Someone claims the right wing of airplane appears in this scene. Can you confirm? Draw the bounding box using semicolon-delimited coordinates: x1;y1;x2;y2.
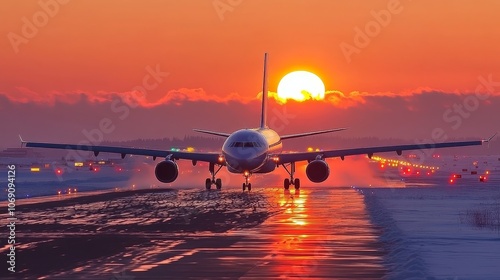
274;136;495;164
21;138;222;163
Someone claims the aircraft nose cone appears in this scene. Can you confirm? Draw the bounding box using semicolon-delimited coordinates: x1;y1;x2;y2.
224;150;266;172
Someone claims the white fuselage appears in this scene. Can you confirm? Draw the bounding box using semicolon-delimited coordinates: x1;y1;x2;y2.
222;128;282;174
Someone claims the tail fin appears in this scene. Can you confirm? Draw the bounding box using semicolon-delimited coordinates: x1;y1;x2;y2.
260;53;268;129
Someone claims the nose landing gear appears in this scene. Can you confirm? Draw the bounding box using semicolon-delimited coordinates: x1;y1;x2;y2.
242;172;252;191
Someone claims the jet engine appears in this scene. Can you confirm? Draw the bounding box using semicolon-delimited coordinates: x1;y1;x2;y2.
155;160;179;183
306;160;330;183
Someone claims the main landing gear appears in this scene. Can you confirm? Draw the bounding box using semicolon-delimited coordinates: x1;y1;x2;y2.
205;163;223;190
242;172;252;191
282;162;300;190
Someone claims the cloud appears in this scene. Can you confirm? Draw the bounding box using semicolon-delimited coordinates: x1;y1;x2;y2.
267;86;500;110
2;87;498;149
3;87;254;107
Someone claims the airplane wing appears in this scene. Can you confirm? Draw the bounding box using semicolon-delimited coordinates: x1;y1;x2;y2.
274;138;492;164
22;139;221;163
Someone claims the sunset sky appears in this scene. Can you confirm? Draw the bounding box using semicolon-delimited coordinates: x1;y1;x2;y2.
1;0;500;148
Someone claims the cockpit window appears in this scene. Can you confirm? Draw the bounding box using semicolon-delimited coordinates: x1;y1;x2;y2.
230;142;261;148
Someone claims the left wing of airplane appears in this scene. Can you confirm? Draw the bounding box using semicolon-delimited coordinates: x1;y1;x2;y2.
21;138;221;163
274;137;494;164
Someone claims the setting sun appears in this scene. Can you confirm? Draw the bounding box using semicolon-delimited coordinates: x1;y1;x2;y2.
277;71;325;102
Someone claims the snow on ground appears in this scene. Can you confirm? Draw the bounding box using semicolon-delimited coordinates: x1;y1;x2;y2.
359;184;500;280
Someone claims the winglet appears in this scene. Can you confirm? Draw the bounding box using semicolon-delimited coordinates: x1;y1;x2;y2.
19;135;27;147
483;132;498;148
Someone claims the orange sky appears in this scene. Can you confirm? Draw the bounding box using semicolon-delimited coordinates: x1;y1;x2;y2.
2;0;500;148
2;0;500;103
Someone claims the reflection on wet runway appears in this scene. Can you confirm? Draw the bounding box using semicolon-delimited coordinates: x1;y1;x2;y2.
236;188;386;279
8;187;385;279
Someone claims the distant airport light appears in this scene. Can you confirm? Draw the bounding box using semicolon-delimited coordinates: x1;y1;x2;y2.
486;171;490;175
307;147;313;152
74;162;84;167
30;167;40;172
56;169;63;175
186;147;195;152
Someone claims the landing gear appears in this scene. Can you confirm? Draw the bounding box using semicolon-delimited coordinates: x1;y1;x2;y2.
294;178;300;190
205;163;223;190
242;172;252;191
282;162;300;190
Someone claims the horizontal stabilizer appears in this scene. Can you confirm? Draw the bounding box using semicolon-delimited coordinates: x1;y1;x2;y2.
193;129;231;138
281;128;347;140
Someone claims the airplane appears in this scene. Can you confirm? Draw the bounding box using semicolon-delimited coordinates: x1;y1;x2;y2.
21;53;495;191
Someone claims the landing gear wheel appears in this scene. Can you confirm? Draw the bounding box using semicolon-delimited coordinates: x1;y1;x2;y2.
247;183;252;191
294;178;300;190
242;183;246;191
284;178;290;190
206;163;223;190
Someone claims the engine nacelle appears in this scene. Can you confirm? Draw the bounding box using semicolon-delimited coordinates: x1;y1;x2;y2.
154;160;179;183
306;160;330;183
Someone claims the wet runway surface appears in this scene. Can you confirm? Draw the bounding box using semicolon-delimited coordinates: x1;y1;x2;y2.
3;187;386;279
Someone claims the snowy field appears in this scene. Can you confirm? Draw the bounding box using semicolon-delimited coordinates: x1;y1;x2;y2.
359;183;500;280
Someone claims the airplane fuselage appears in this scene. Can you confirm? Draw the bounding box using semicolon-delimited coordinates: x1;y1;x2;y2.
222;128;282;174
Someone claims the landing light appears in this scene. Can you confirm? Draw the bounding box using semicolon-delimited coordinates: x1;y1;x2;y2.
218;156;224;163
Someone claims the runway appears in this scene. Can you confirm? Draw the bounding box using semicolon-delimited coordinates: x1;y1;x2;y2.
4;187;386;279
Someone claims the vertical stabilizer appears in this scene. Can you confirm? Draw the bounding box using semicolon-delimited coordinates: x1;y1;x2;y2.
260;53;268;129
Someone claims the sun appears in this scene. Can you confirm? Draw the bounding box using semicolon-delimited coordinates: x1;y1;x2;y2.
277;71;325;102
